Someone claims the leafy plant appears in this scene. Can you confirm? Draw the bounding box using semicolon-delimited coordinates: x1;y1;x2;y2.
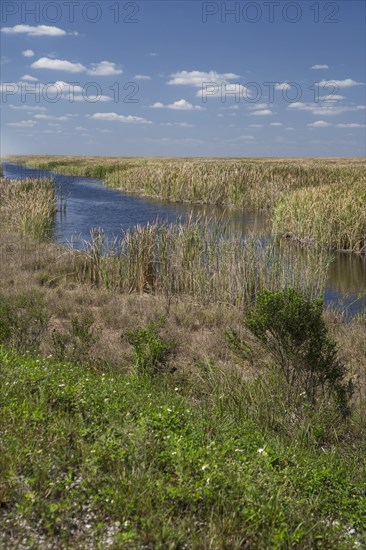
51;314;97;364
245;288;353;417
125;321;176;375
0;292;49;351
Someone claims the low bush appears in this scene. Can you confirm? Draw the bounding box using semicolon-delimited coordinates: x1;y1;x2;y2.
125;321;176;375
245;288;353;417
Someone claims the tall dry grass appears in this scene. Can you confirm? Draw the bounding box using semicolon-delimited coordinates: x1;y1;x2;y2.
8;155;366;211
69;219;329;307
0;177;56;239
273;180;366;253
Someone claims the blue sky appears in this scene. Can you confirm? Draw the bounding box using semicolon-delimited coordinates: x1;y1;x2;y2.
1;0;365;157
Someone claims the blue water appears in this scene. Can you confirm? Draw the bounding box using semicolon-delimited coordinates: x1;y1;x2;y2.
2;161;365;317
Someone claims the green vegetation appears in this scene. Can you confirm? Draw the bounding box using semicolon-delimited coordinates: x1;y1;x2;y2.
245;288;353;416
1;343;365;549
0;176;56;239
8;155;366;211
71;222;328;307
126;320;176;375
0;162;365;547
273;180;366;253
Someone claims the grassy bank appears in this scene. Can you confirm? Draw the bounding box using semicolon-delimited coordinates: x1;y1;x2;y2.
1;169;365;548
0;176;56;239
1;346;365;549
7;155;366;211
273;180;366;253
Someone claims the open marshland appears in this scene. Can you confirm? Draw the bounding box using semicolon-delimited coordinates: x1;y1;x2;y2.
8;155;366;253
0;157;365;548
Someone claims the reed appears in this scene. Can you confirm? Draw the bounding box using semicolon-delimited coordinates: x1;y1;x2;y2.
273;180;366;253
70;218;329;307
8;155;366;211
0;177;56;239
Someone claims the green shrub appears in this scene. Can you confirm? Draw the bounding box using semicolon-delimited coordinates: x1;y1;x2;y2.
0;292;49;351
52;314;97;364
125;321;176;375
245;288;353;417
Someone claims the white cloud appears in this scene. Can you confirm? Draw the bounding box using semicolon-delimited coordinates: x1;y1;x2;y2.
31;57;86;73
2;25;67;37
248;124;263;128
147;52;158;57
275;82;291;90
34;114;70;121
168;70;240;87
20;74;38;82
90;112;152;124
319;94;344;101
9;105;46;112
133;74;151;80
239;135;255;140
87;61;123;76
251;109;273;116
311;64;329;70
162;122;195;127
196;82;249;98
150;99;204;111
30;57;122;76
270;122;283;126
335;123;365;128
308;120;332;128
288;101;365;116
22;49;35;58
319;78;363;88
51;81;83;94
7;119;37;127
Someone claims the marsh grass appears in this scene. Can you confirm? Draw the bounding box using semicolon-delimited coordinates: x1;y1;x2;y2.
274;180;366;253
69;219;329;307
8;155;366;210
0;176;56;239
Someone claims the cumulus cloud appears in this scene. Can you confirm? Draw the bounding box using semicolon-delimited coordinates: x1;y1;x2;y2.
319;78;363;88
133;75;151;80
335;123;365;128
87;61;123;76
275;82;292;90
90;112;152;124
270;122;283;126
196;82;250;98
30;57;122;76
7;119;37;127
34;114;70;121
239;135;255;140
31;57;86;73
289;101;365;116
311;64;329;70
2;25;67;37
22;49;35;58
251;109;273;116
150;99;204;111
168;70;239;87
20;74;38;81
307;120;332;128
9;105;46;112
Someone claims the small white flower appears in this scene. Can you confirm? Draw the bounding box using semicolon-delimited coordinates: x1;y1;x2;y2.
201;464;209;471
